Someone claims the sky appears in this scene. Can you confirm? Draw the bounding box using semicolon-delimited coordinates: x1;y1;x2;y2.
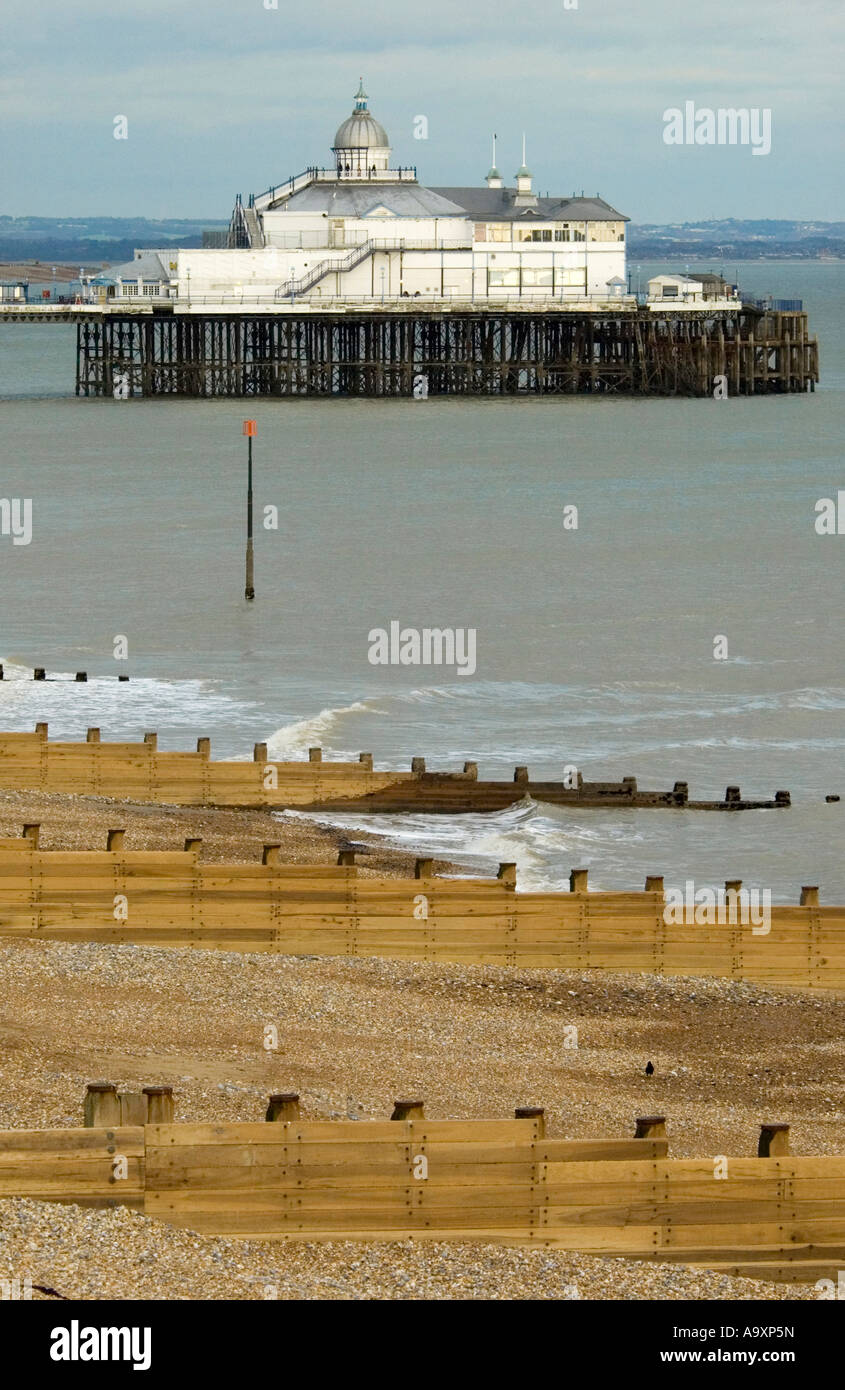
1;0;842;222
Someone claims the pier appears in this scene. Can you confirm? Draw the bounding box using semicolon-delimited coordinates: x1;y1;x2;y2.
72;303;819;398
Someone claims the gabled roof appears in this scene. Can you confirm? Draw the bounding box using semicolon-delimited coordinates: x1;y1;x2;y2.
94;251;171;282
430;188;628;223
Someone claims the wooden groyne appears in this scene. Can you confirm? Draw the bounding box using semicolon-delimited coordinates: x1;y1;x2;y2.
0;726;790;812
0;829;839;987
75;306;819;398
1;1099;840;1283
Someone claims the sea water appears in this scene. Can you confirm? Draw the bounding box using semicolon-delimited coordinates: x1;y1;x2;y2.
0;261;842;897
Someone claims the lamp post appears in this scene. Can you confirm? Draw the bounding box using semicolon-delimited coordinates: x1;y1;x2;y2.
380;266;385;304
290;265;296;307
243;419;256;601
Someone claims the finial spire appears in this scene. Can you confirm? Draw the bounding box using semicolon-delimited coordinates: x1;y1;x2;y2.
354;78;368;110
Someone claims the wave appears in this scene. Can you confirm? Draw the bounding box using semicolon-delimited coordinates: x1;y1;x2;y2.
266;698;385;759
280;798;574;891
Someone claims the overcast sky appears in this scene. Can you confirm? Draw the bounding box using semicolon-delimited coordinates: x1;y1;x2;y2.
2;0;842;221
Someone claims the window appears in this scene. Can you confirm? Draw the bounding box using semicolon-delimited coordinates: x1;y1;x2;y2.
587;220;625;242
486;224;511;243
488;268;520;288
662;284;678;297
556;268;586;289
555;223;586;242
522;268;554;287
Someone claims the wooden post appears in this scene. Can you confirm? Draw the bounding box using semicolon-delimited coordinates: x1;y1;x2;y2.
308;747;322;763
75;672;87;682
800;886;819;906
725;785;741;804
266;1093;300;1122
635;1115;666;1139
758;1122;790;1157
35;722;48;738
143;732;157;751
87;727;101;743
775;790;791;806
514;1106;545;1137
358;753;373;770
415;858;433;879
672;781;688;805
244;420;256;601
514;765;529;784
22;824;40;848
143;1086;174;1124
184;837;203;853
107;829;126;852
119;1091;148;1126
497;862;517;886
83;1082;120;1127
337;850;356;866
463;761;478;779
33;668;46;680
645;876;664;892
570;868;589;893
253;742;268;762
391;1099;424;1122
411;757;426;773
196;737;211;757
262;844;281;866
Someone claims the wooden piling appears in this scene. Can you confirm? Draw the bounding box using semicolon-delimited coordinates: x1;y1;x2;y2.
143;1086;174;1124
391;1099;424;1122
758;1123;790;1157
635;1115;667;1140
83;1083;120;1127
266;1093;300;1122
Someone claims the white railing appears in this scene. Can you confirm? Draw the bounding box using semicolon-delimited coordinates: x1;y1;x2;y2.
251;166;418;211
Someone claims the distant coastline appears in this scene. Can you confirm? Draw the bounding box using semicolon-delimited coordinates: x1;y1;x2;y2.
0;215;842;270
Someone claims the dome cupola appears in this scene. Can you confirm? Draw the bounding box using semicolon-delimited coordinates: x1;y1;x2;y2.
332;81;391;177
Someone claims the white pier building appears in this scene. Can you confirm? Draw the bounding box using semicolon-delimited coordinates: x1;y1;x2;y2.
98;83;642;311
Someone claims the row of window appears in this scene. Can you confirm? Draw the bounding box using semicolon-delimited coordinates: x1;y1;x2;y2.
488;267;587;288
114;283;169;296
475;222;624;243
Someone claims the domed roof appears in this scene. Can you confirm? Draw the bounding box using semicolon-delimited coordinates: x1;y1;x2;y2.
333;80;390;151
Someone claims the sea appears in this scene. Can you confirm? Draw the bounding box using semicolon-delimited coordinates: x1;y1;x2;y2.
0;261;842;900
